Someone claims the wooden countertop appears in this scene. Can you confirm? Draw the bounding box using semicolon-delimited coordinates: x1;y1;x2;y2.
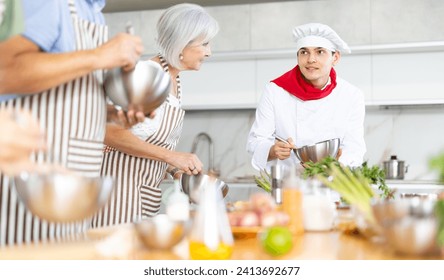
0;223;441;260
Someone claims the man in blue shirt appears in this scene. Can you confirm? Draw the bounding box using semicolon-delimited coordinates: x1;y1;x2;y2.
0;0;145;246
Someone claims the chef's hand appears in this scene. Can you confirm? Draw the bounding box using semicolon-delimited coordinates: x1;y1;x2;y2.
268;137;296;161
166;151;203;176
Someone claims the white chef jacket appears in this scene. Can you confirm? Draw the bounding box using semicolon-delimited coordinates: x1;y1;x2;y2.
247;77;366;171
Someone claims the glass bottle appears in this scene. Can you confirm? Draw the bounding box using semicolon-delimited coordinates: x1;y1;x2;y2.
281;167;304;235
188;176;233;260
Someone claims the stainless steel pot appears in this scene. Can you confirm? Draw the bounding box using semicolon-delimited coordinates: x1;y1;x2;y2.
383;155;409;180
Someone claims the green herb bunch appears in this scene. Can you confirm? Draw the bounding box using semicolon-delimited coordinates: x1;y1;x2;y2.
302;156;340;178
429;153;444;183
352;162;394;200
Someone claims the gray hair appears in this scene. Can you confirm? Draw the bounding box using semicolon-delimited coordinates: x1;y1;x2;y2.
156;3;219;70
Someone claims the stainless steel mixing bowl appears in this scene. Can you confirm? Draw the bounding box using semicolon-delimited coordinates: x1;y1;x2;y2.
371;197;440;255
14;172;114;222
294;138;340;163
104;60;171;115
181;173;229;204
135;214;189;250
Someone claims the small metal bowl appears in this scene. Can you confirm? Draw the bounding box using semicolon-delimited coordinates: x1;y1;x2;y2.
14;172;114;222
104;60;171;114
294;138;340;163
135;214;189;250
371;198;440;255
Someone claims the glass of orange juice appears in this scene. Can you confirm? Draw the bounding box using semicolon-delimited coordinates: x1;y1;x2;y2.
281;167;304;235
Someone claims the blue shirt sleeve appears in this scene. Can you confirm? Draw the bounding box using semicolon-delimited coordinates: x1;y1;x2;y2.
21;0;105;53
22;0;67;52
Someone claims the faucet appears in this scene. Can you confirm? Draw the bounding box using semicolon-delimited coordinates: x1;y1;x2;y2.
191;132;219;177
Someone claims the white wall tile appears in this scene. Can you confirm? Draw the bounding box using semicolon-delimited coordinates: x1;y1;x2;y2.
371;0;444;44
205;5;251;52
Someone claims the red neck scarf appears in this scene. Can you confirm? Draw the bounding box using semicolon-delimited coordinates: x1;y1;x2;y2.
271;65;337;101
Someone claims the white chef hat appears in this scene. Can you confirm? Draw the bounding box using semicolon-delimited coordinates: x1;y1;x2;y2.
292;23;351;54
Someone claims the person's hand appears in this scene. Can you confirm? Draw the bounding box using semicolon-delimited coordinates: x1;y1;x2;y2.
106;104;155;128
0;109;46;176
116;109;146;128
95;33;144;71
269;137;295;160
167;151;203;176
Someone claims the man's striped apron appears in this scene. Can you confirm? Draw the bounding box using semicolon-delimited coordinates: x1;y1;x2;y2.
0;0;107;246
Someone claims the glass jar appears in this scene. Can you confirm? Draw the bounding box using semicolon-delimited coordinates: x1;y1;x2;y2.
302;179;337;231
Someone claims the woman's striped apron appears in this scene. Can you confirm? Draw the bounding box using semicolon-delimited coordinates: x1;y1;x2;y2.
93;56;185;226
0;0;107;246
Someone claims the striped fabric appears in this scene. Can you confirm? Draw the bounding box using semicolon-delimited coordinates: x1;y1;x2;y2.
0;0;107;246
92;55;185;227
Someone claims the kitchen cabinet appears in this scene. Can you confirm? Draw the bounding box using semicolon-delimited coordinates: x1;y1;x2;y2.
371;51;444;104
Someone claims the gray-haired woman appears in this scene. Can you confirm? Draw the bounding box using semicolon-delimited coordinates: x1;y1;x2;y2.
93;3;219;226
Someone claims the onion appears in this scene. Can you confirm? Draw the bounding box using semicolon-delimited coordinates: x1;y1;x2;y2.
238;211;260;227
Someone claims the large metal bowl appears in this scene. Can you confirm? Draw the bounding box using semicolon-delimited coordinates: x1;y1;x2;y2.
14;172;114;222
104;60;171;115
294;138;340;163
371;197;440;255
135;214;189;250
181;173;229;204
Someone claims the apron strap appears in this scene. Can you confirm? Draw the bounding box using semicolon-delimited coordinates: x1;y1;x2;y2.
158;54;182;104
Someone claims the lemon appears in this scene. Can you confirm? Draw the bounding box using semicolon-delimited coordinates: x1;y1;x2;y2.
260;226;293;256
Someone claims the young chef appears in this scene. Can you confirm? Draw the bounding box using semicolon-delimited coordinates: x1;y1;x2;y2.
247;23;366;171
